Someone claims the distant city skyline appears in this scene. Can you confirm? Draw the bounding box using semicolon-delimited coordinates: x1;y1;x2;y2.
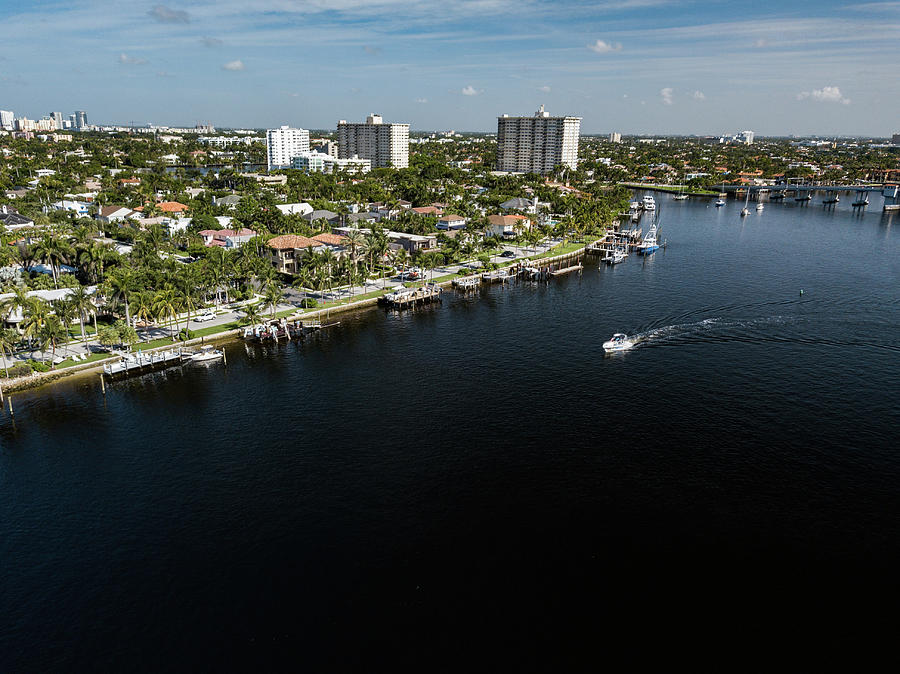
1;1;898;136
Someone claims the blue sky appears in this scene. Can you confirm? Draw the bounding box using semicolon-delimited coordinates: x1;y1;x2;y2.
1;0;898;135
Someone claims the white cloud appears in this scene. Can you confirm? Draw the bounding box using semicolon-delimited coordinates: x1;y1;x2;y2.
416;97;428;103
797;86;851;105
588;39;622;53
538;85;551;93
461;85;479;96
222;60;245;71
660;87;674;105
148;5;190;24
118;53;147;65
753;38;769;48
692;90;705;100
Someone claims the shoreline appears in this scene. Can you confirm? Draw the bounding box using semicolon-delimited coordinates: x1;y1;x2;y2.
1;244;589;396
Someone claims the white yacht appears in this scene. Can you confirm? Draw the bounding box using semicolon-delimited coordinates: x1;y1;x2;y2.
756;203;764;211
642;195;656;211
603;333;635;353
715;198;726;207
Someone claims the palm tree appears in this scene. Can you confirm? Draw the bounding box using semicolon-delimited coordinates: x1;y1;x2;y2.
344;229;365;267
21;298;50;352
32;235;73;288
263;284;284;318
104;267;137;327
152;285;180;341
131;290;154;331
50;299;76;349
292;267;314;308
40;315;67;366
0;328;20;379
240;303;262;326
68;285;96;345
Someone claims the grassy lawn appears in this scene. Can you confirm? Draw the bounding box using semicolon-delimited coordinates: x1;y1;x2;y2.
619;182;718;196
529;239;592;260
56;351;115;369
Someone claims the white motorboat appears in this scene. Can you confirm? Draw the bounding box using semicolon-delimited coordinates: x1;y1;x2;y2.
756;203;764;211
715;199;726;207
642;195;656;211
602;333;634;352
190;345;224;362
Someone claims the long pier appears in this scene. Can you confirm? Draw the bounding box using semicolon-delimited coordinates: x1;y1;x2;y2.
381;284;443;309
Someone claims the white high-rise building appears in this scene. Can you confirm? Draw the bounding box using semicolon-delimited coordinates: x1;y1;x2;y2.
266;125;310;170
74;110;88;130
496;105;581;174
609;132;622;143
0;110;13;129
50;112;64;129
337;114;409;169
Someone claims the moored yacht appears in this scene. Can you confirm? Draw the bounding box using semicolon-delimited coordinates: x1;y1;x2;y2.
642;195;656;211
190;345;224;362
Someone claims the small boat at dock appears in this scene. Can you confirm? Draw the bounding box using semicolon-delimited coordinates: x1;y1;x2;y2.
824;196;840;204
642;195;656;211
715;199;726;207
189;345;223;362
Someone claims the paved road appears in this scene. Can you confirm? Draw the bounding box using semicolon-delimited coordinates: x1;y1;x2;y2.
4;238;565;368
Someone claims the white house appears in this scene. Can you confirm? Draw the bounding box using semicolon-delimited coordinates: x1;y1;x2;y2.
49;200;91;217
436;214;467;231
96;205;142;224
276;202;314;216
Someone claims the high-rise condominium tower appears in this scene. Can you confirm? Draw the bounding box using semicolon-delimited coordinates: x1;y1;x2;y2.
337;114;409;169
496;105;581;175
266;126;311;170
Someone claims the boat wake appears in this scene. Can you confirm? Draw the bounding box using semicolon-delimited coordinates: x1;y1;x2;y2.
629;316;900;352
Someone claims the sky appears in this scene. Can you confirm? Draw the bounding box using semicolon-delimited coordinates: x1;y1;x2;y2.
0;0;898;135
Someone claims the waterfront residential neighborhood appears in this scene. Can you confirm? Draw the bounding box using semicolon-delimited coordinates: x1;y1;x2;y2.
2;103;898;388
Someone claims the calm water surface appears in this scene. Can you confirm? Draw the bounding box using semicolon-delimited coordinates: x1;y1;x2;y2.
2;195;899;669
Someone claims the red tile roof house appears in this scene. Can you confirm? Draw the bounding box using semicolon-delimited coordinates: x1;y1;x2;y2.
157;201;189;214
411;205;443;216
198;228;257;248
267;235;326;274
118;178;141;187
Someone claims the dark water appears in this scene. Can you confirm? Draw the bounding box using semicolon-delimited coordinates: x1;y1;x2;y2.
2;195;899;669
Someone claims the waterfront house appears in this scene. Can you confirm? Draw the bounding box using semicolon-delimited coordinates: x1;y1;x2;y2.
48;200;91;217
487;214;530;239
212;194;242;209
500;197;537;213
387;231;437;253
411;205;443;217
267;234;326;274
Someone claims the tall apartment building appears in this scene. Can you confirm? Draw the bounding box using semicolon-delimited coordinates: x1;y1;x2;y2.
266;125;310;170
49;112;64;129
893;133;900;146
337;114;409;169
74;110;88;130
0;110;13;129
496;105;581;175
609;132;622;143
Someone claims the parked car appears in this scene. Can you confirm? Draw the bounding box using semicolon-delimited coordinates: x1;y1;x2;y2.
500;250;516;258
194;311;217;323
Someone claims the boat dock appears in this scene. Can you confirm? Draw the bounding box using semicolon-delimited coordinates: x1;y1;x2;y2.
453;275;481;290
381;284;443;309
550;264;583;277
482;269;513;283
102;348;187;377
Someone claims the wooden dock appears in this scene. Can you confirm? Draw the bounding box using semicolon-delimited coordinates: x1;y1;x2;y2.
482;269;513;283
102;348;186;377
453;275;480;290
550;263;583;277
381;284;443;309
